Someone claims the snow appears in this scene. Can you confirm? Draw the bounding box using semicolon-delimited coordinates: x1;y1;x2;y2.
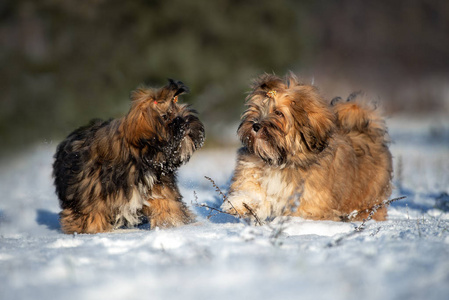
1;116;449;300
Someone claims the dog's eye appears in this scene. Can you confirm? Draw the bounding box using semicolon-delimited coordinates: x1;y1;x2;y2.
274;110;284;117
161;115;168;121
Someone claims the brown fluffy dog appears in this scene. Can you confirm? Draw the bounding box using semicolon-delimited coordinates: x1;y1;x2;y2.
222;73;392;222
53;80;204;234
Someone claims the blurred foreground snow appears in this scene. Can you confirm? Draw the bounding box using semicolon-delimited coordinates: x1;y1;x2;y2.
1;116;448;300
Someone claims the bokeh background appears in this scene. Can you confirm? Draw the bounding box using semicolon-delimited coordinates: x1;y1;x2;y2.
1;0;448;154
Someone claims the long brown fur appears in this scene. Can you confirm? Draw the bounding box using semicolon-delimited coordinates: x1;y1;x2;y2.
53;79;204;234
222;73;393;222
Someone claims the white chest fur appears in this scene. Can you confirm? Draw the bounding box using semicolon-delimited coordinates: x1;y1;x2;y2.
114;174;155;229
258;167;300;217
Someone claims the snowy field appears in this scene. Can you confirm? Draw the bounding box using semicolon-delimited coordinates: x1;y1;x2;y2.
1;116;449;300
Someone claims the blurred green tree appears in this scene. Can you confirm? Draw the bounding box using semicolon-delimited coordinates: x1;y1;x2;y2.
0;0;302;151
1;0;448;153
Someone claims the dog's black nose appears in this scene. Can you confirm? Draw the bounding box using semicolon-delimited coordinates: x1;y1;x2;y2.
252;123;262;132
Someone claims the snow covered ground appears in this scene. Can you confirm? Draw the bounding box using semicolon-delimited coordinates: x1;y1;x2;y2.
1;116;449;300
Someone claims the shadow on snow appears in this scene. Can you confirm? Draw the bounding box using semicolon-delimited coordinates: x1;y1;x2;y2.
36;209;61;231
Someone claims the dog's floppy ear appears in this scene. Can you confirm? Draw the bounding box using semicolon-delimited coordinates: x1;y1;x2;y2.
301;111;335;153
167;79;189;98
130;80;189;105
155;79;189;104
290;88;336;153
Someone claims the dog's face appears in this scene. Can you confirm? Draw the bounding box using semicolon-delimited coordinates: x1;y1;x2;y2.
125;79;204;161
238;74;335;167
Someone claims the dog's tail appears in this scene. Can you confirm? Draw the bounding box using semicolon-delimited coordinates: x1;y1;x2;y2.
330;92;389;145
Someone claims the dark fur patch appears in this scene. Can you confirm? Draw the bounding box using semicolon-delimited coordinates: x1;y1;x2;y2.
53;80;204;234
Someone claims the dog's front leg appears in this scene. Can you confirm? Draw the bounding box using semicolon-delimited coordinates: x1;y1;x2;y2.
143;183;194;229
221;161;269;222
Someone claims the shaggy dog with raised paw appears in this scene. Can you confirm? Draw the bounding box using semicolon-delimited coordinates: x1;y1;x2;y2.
222;73;392;223
53;79;204;234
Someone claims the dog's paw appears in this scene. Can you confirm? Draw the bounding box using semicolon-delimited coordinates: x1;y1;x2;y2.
149;213;192;229
221;202;243;217
221;196;253;217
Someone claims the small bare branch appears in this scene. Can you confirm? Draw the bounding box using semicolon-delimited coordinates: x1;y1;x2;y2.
193;202;238;218
243;203;264;226
355;196;407;232
328;195;406;247
191;191;237;220
204;176;244;219
204;176;228;202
